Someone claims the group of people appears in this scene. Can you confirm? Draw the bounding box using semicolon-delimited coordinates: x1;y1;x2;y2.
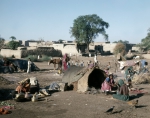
101;68;134;101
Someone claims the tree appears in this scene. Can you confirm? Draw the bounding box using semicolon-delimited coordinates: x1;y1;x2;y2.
138;29;150;51
8;40;20;50
70;14;109;51
8;36;20;50
113;40;129;44
0;37;5;50
58;39;64;43
113;43;126;56
10;36;16;41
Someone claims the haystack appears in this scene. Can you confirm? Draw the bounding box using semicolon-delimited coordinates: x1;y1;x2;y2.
62;66;106;93
132;73;150;84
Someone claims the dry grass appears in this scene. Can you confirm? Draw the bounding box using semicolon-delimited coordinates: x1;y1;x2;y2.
132;73;150;84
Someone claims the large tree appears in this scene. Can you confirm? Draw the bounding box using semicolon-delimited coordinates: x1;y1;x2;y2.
113;40;129;44
8;36;20;50
139;29;150;51
10;36;16;41
70;14;109;51
0;37;5;50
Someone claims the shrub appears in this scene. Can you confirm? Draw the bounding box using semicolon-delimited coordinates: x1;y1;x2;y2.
113;43;126;56
25;55;38;62
40;55;51;62
0;55;3;58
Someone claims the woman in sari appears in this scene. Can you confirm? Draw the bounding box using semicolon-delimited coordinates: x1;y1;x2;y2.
113;79;129;101
101;74;115;92
62;54;68;71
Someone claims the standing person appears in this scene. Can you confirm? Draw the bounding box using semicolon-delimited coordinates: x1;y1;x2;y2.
62;54;68;71
89;53;91;57
114;62;118;73
70;52;72;57
107;62;111;69
94;54;97;65
27;58;32;73
67;61;70;68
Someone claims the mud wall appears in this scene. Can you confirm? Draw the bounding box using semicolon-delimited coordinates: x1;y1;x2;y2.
0;49;22;58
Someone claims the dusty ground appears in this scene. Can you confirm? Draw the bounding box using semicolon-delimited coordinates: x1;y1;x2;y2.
1;55;150;118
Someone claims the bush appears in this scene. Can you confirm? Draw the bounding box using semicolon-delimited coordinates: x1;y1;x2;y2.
40;55;51;62
25;55;38;62
0;55;3;58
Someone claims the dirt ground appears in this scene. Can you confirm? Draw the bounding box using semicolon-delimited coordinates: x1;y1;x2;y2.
1;55;150;118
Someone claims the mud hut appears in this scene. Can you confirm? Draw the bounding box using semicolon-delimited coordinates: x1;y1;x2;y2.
62;66;106;93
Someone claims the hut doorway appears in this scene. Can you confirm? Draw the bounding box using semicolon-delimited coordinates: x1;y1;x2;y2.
88;69;105;89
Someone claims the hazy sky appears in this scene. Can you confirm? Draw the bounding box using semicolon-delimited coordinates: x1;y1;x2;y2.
0;0;150;43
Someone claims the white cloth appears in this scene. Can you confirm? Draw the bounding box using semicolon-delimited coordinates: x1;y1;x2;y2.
94;55;97;63
27;61;32;73
89;53;91;57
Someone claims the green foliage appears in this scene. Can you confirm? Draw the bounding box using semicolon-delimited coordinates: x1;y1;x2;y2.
8;40;20;50
24;55;51;62
113;40;129;44
0;37;5;50
0;54;3;58
113;43;126;55
70;14;109;51
139;30;150;51
10;36;16;41
40;55;51;61
25;55;38;62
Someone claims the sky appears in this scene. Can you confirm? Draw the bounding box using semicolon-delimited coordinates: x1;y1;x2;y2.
0;0;150;44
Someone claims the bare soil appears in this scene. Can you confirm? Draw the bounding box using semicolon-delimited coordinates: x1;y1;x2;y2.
1;55;150;118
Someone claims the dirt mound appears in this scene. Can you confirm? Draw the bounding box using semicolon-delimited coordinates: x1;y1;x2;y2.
0;76;12;85
132;73;150;84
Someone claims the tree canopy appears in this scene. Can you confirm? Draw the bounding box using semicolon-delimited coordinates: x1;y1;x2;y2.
70;14;109;51
139;29;150;51
0;37;5;50
8;36;20;50
10;36;16;41
113;40;129;44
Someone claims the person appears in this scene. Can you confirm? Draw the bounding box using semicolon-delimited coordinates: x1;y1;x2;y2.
67;61;70;68
94;54;97;65
114;62;118;72
124;66;134;81
89;53;91;57
113;79;129;101
104;68;109;75
80;60;84;67
134;61;141;75
62;54;68;71
27;58;32;73
9;61;16;72
88;61;94;69
38;55;40;59
127;79;134;91
107;62;111;69
101;73;115;93
70;52;72;57
16;78;31;93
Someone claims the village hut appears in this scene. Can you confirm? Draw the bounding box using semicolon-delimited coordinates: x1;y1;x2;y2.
62;66;106;93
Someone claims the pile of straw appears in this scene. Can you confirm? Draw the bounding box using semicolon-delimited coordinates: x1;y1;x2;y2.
132;73;150;84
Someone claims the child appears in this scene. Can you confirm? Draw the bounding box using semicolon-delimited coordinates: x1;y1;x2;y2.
105;68;109;75
127;79;134;91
